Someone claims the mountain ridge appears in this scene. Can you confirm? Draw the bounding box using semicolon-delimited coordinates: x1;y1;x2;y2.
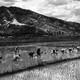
0;6;80;40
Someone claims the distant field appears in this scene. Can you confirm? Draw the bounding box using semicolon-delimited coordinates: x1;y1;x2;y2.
0;40;79;48
0;40;80;47
0;36;80;46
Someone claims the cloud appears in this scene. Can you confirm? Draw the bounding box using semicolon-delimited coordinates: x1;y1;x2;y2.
3;0;15;2
0;0;14;6
12;0;46;12
39;0;80;23
74;8;80;15
48;0;68;5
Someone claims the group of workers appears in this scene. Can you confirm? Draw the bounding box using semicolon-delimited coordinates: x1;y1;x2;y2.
0;46;80;63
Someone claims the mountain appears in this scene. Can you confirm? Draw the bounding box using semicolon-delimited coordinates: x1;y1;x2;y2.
0;6;80;41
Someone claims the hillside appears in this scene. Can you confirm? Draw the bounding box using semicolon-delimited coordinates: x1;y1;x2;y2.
0;6;80;41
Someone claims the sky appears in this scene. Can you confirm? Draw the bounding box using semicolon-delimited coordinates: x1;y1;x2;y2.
0;0;80;23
